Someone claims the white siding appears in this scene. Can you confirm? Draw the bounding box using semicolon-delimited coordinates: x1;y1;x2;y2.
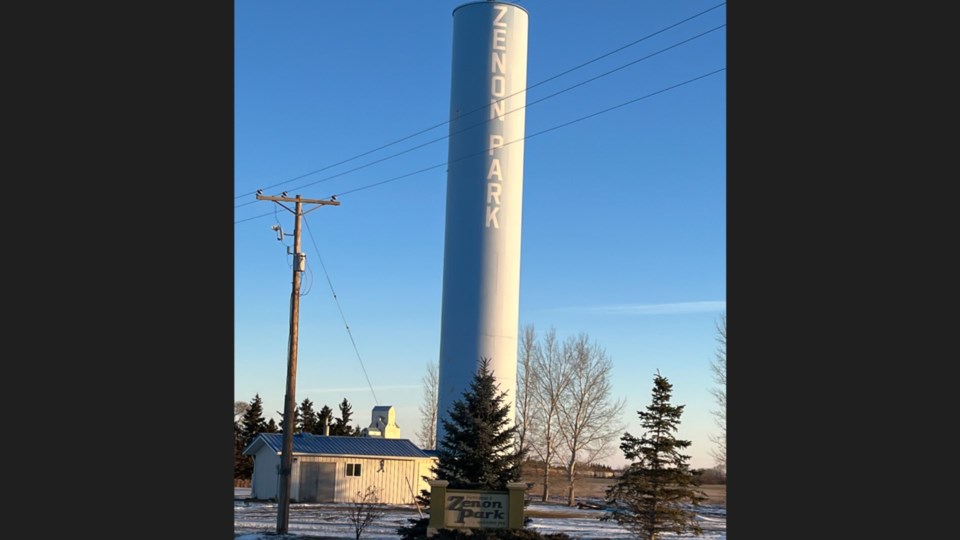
250;447;281;500
290;455;437;504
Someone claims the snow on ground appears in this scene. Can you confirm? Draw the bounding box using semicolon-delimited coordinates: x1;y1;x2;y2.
234;488;726;539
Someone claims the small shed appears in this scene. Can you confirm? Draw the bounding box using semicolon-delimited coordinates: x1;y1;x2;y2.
243;432;437;504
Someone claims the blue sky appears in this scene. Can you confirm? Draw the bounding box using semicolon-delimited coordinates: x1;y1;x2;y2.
234;0;726;470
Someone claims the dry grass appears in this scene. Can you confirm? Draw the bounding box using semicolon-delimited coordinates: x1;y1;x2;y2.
520;470;726;507
234;470;727;506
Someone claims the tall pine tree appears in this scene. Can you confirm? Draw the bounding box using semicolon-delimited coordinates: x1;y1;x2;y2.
433;357;525;490
398;358;527;540
277;406;301;434
239;394;268;445
298;398;319;434
332;398;359;436
318;405;334;434
237;394;269;480
603;371;706;540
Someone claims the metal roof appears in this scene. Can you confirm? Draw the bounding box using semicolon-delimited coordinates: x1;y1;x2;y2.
246;433;434;458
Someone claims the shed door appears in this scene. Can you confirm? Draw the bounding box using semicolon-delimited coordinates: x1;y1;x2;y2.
299;462;336;503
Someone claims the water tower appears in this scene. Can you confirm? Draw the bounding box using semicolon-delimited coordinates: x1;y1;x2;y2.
436;1;529;442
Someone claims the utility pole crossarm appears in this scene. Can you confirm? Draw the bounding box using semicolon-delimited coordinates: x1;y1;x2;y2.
256;194;341;206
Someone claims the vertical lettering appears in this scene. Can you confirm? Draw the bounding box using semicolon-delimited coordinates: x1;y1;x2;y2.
492;52;506;74
491;75;506;97
487;159;502;181
491;53;506;122
493;5;508;27
485;206;500;228
486;5;510;230
490;98;505;121
486;182;502;205
488;135;503;155
493;28;507;51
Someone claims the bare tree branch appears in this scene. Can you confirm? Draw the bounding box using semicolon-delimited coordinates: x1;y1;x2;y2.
516;324;539;460
709;312;727;475
529;327;574;502
416;361;439;450
555;333;626;506
347;485;385;540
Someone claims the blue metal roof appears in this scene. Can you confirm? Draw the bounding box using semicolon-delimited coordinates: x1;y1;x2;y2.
248;433;433;458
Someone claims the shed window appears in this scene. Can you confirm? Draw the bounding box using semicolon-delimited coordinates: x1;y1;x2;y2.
346;463;362;477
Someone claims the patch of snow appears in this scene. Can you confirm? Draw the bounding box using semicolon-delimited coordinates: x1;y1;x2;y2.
234;494;725;539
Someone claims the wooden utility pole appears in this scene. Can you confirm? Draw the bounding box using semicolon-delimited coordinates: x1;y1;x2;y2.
255;193;340;534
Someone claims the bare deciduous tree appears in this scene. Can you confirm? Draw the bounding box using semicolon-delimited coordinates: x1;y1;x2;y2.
348;485;385;540
555;333;626;506
709;312;727;475
234;400;250;422
529;327;573;502
416;361;439;450
515;324;539;460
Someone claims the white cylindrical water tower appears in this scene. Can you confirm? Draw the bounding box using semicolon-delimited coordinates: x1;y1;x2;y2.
436;1;529;442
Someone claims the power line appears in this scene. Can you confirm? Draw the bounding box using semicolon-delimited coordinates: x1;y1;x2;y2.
235;22;725;209
335;67;726;199
234;2;726;202
235;66;724;223
302;215;380;405
236;211;276;224
235;66;723;223
507;2;724;100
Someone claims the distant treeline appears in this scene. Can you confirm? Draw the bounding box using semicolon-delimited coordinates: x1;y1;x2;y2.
519;458;726;484
234;394;364;481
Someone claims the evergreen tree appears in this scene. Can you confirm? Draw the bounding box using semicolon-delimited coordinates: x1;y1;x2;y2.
237;394;269;480
239;394;268;445
332;398;359;436
277;406;301;434
265;418;279;433
234;418;247;481
299;398;319;434
433;357;525;490
318;405;334;434
602;371;706;540
398;358;526;539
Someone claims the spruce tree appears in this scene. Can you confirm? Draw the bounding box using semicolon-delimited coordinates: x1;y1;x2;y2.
237;394;268;480
239;394;268;446
318;405;334;434
299;398;319;434
277;406;301;434
332;398;358;436
602;371;706;540
433;357;525;490
398;358;526;540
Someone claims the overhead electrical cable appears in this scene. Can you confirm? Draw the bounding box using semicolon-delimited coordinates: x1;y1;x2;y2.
235;22;725;211
234;65;724;224
234;2;726;202
332;67;726;198
302;215;380;405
